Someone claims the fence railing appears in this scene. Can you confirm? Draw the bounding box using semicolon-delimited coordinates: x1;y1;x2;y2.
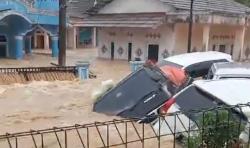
0;104;250;148
0;66;78;84
0;66;77;74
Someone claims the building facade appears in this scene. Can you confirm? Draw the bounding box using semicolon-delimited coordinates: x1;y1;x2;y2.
0;0;59;59
72;0;250;61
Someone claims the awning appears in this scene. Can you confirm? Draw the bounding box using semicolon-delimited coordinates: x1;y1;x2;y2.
72;13;166;28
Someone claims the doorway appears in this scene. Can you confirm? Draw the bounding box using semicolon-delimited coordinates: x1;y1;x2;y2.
128;43;132;61
0;35;7;57
36;35;44;49
219;45;226;53
111;42;114;60
148;44;159;62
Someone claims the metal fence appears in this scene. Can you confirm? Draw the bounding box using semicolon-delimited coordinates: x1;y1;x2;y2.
0;66;77;74
0;104;249;148
0;66;78;84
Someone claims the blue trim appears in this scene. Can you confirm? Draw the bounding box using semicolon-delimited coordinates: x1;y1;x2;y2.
51;36;58;57
15;36;24;59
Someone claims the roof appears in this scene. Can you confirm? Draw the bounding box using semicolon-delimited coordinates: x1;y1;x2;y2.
85;0;250;15
72;13;166;28
67;0;95;18
194;79;250;114
87;0;113;14
162;0;250;14
163;51;233;68
213;62;250;76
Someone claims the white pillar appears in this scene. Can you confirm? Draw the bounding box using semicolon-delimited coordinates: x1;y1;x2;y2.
44;33;49;50
67;27;77;49
169;24;176;55
92;27;97;48
202;25;210;51
234;26;246;60
73;27;77;49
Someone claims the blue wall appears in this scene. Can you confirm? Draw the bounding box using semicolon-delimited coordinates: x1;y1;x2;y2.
34;0;59;10
0;0;59;25
0;0;59;59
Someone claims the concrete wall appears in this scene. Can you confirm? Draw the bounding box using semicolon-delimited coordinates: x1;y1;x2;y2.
169;23;203;54
97;25;174;61
243;28;250;60
99;0;174;14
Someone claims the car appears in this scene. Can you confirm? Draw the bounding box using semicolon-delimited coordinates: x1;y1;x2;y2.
93;51;232;123
153;79;250;144
207;62;250;80
93;63;191;122
160;51;233;78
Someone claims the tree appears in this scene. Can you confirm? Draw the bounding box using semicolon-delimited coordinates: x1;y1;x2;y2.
235;0;250;7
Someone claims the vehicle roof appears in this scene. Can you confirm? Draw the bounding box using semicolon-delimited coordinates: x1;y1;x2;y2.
212;62;250;77
194;79;250;115
163;51;233;68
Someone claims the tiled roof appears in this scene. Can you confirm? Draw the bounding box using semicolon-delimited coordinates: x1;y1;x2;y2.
67;0;95;18
162;0;250;14
67;0;250;18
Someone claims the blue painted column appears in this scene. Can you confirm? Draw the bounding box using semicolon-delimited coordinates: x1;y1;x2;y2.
15;36;24;59
25;36;32;54
51;36;59;57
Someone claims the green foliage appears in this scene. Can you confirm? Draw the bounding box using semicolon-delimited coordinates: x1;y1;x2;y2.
184;109;245;148
235;0;250;7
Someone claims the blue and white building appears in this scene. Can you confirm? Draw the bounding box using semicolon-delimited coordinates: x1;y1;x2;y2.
0;0;59;59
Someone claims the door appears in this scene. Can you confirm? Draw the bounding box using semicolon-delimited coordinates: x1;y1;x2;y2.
0;35;7;57
148;44;159;62
37;35;44;49
128;43;132;61
111;42;114;60
219;45;226;53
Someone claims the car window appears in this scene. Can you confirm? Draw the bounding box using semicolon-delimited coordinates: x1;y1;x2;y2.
175;85;248;122
175;86;219;111
185;59;229;78
206;68;214;79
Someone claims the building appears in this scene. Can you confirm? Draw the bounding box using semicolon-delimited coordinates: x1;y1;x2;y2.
71;0;250;62
0;0;59;59
67;0;95;50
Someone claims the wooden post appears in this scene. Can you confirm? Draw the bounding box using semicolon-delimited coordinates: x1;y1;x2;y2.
59;0;67;66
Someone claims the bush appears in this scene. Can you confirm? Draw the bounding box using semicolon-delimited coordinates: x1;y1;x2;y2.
185;109;245;148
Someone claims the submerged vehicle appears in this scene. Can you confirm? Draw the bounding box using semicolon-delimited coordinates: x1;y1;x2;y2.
153;79;250;144
93;64;190;122
93;51;233;122
207;62;250;80
160;51;233;78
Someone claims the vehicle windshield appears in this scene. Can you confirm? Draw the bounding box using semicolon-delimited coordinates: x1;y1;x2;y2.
174;85;248;122
175;85;218;111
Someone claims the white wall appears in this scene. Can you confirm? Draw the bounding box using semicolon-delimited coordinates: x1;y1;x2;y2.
173;23;203;54
97;25;174;61
209;25;236;54
99;0;174;14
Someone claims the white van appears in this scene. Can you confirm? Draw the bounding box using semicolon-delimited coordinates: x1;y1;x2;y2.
207;62;250;80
